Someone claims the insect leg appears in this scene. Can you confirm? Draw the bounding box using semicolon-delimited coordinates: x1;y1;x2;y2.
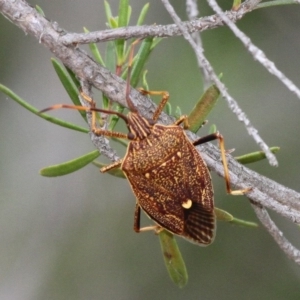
133;204;162;233
100;159;123;173
133;204;141;232
193;132;251;195
139;89;170;122
173;114;190;129
78;92;129;139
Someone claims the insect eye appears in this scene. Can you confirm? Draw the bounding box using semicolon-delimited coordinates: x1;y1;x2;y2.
128;132;136;140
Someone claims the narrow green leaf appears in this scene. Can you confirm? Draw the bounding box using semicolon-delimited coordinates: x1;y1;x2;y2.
208;124;217;134
230;217;258;228
83;27;105;66
118;0;129;27
130;37;154;87
159;230;188;288
137;3;150;26
188;84;220;133
142;70;149;90
214;207;233;222
104;0;113;23
101;94;110;112
116;0;129;64
232;0;241;10
235;147;280;164
35;5;45;16
127;5;132;26
0;84;88;133
166;102;172;116
40;150;100;177
215;207;258;228
92;161;125;178
256;0;297;9
51;58;87;122
174;106;182;119
109;17;118;29
65;67;81;90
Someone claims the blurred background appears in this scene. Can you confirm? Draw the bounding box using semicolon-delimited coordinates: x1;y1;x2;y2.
1;1;300;299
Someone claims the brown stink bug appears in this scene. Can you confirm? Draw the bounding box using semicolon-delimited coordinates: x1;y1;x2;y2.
41;42;250;246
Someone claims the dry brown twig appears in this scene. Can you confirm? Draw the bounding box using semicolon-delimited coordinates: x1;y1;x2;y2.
1;0;300;265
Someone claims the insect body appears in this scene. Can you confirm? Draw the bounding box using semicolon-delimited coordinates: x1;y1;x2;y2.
41;88;249;246
41;43;249;246
95;92;249;245
121;115;215;245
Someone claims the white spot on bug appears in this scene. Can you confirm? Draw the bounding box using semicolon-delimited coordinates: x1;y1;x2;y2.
182;199;192;209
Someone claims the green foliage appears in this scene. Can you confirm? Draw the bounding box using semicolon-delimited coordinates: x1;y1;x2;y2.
40;150;100;177
159;230;188;288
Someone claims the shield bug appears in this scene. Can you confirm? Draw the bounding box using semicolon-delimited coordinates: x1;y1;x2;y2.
41;42;250;246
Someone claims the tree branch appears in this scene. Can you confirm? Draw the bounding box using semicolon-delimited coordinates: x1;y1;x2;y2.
1;0;300;265
59;0;258;45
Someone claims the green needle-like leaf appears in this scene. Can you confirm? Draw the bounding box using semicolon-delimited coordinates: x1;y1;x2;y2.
215;208;258;228
166;102;172;116
214;207;234;222
257;0;298;9
174;106;182;120
0;84;88;133
230;217;258;228
104;1;113;23
208;124;217;134
51;58;87;122
115;0;129;65
84;27;105;66
129;37;154;87
65;66;81;90
127;5;132;26
35;5;45;16
109;17;118;29
232;0;241;10
40;150;100;177
235;147;280;164
118;0;129;27
136;3;149;26
159;230;188;288
142;70;149;90
188;84;220;133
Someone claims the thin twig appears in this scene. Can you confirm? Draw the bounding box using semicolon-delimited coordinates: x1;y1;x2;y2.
59;0;258;45
185;0;210;89
251;202;300;265
207;0;300;104
160;0;278;167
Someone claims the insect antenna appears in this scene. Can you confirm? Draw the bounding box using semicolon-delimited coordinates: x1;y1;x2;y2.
39;102;129;125
125;39;141;113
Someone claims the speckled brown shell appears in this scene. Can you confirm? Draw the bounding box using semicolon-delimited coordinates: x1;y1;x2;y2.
121;124;215;245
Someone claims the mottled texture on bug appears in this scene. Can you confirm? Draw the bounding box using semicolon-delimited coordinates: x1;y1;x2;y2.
120;113;215;245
